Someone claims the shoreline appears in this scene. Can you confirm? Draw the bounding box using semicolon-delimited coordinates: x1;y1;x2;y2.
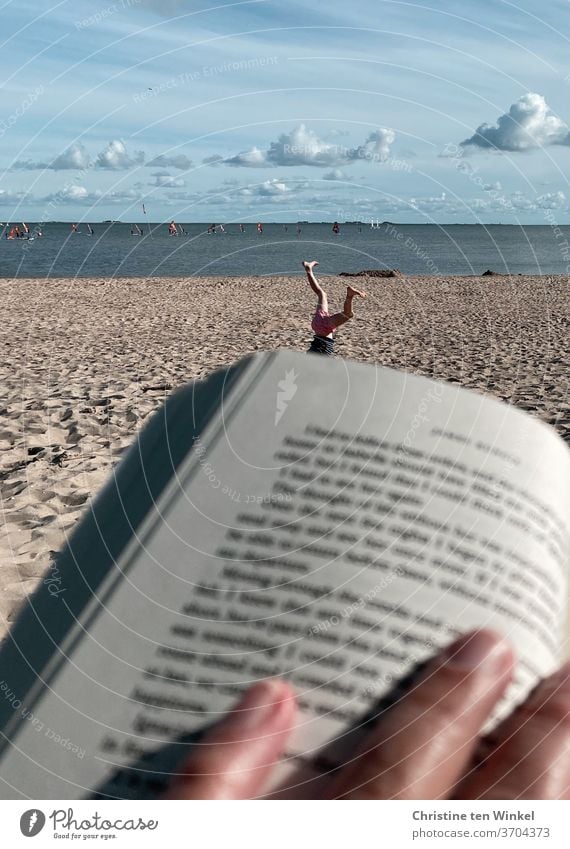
0;274;568;636
2;272;570;281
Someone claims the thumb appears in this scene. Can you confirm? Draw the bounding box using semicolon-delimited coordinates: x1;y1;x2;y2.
166;679;297;799
328;629;514;799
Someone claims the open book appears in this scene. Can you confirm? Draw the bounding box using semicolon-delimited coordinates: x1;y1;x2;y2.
0;350;568;799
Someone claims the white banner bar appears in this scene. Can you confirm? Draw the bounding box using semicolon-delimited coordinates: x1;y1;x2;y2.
2;799;569;848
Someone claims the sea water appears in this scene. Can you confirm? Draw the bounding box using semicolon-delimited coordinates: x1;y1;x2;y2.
2;222;569;278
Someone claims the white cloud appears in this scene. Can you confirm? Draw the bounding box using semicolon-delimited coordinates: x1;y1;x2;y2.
266;125;344;166
226;124;396;167
0;188;28;204
409;192;449;212
227;146;269;168
255;179;291;195
51;143;91;171
203;154;225;166
235;178;309;200
350;129;395;162
147;153;193;170
12;141;91;171
95;140;145;170
39;184;143;206
461;93;570;152
150;171;186;188
239;179;291;196
12;142;192;173
62;185;89;201
536;190;566;209
323;169;348;181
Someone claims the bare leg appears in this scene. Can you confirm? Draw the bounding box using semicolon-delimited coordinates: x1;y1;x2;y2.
343;285;366;317
327;286;367;329
303;260;328;312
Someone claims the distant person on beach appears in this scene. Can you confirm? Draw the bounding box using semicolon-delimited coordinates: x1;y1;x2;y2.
332;221;340;234
304;260;365;355
257;222;263;234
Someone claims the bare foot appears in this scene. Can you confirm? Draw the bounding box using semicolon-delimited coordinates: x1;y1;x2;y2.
303;260;319;272
347;285;366;298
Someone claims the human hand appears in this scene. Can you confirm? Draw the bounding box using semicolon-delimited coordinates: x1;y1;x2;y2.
165;629;570;799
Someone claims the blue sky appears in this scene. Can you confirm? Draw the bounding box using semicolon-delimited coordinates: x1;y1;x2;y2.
1;0;570;222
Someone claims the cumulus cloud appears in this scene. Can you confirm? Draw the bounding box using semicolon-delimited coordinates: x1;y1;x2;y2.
235;178;312;200
461;93;570;152
147;153;193;170
323;169;348;181
12;142;194;173
12;141;91;171
0;188;28;204
95;140;145;169
227;146;268;168
203;154;226;167
41;185;142;206
225;124;396;167
239;179;292;197
62;185;89;201
150;171;186;188
350;129;396;162
536;190;566;209
409;192;449;212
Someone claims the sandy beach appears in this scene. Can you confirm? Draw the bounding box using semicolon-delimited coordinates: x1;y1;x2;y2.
0;273;568;637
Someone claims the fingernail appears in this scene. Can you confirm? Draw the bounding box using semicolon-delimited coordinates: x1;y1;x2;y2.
443;630;512;673
225;679;288;732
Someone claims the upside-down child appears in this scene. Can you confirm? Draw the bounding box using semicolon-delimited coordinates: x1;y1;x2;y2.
304;260;366;354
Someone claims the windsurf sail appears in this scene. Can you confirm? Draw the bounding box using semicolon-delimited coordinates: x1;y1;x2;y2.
142;203;152;238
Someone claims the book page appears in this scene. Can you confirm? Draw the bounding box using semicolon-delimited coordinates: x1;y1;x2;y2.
0;350;568;799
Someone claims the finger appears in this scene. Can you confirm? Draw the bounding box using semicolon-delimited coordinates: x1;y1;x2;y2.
166;679;297;799
456;661;570;799
328;629;514;799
